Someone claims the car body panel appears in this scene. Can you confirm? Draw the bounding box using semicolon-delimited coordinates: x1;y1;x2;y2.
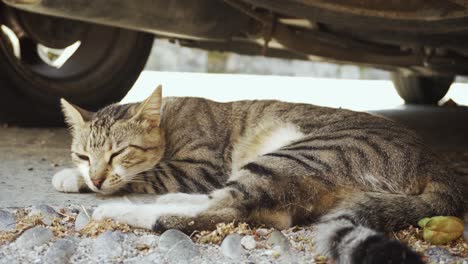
3;0;468;75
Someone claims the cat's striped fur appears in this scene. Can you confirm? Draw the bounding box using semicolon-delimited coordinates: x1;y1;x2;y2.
55;86;463;263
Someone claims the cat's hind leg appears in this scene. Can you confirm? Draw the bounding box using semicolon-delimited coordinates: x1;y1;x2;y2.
52;168;89;193
92;188;243;231
93;155;309;232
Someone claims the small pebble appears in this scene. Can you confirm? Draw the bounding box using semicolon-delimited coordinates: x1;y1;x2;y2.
15;226;54;249
267;230;290;253
136;252;162;264
158;229;192;251
220;233;245;259
256;228;270;236
0;210;15;231
44;238;77;264
136;243;150;251
30;205;59;225
241;235;257;250
425;247;463;264
138;234;158;247
165;239;199;264
74;210;92;231
93;231;125;259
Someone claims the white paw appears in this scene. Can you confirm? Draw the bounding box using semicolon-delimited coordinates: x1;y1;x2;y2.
92;203;126;221
52;168;85;193
92;202;158;230
156;193;210;204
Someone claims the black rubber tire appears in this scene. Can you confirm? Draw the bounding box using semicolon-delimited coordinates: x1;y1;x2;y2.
0;22;153;126
391;73;454;105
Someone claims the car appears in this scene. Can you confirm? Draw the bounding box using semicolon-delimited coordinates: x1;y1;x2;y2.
0;0;464;125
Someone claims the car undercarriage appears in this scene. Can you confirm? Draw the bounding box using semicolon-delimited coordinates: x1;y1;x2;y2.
1;0;467;124
4;0;468;75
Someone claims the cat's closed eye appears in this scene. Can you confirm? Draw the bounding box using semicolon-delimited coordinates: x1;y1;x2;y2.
73;153;89;162
109;148;127;164
108;145;157;164
129;145;159;151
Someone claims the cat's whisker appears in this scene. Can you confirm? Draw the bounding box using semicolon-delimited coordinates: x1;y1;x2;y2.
130;176;152;181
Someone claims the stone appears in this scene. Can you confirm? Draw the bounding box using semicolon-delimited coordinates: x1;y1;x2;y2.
138;234;158;248
15;226;54;249
241;235;257;250
220;234;244;259
44;238;77;264
255;228;270;236
267;230;291;254
135;253;162;264
0;210;15;231
425;246;463;264
30;205;59;225
93;231;125;259
158;229;192;251
165;239;199;264
74;210;92;231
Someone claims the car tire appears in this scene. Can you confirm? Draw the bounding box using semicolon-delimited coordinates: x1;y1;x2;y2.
0;10;153;126
391;73;454;105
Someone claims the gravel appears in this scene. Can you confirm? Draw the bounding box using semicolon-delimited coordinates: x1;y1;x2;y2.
165;239;199;264
0;210;15;231
158;229;191;251
44;238;77;264
74;210;92;231
93;231;125;260
0;205;466;263
425;247;466;264
29;205;59;226
240;235;256;250
15;226;54;249
267;230;291;254
220;233;244;259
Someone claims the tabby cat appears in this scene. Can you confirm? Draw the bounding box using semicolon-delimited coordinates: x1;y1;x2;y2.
53;86;463;263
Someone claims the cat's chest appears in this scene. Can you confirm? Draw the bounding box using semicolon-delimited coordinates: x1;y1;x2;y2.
230;121;304;174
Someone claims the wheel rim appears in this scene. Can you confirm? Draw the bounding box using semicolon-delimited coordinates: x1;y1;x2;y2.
0;6;123;95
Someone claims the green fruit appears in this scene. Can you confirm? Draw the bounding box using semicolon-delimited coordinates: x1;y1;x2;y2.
417;216;463;245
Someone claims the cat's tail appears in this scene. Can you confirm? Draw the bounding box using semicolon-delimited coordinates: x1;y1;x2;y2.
314;179;463;264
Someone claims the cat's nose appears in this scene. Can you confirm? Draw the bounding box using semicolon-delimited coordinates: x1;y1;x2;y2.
92;179;104;189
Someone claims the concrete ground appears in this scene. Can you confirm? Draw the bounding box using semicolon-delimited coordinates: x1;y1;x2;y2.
0;125;161;207
0;105;467;208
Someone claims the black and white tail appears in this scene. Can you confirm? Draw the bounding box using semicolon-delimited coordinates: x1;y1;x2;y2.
314;180;463;264
315;213;423;263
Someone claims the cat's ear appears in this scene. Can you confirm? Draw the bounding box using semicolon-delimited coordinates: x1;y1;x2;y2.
133;85;162;126
60;99;93;127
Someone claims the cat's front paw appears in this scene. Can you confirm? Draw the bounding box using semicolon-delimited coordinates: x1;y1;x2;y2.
156;193;210;204
92;203;126;221
92;203;158;230
52;168;86;193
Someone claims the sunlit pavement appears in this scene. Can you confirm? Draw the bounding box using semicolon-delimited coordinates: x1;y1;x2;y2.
0;71;467;207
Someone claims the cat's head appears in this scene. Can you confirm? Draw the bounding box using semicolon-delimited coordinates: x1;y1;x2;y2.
61;86;165;194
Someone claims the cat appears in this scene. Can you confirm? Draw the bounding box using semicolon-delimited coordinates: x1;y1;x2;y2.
53;85;463;263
